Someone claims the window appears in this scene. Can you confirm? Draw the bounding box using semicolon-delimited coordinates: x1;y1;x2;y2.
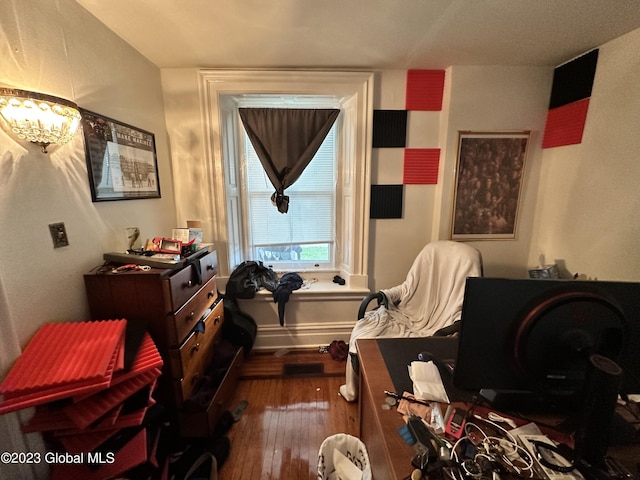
200;70;373;289
245;123;336;270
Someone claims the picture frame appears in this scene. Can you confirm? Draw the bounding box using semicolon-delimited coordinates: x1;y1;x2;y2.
450;131;529;240
80;109;161;202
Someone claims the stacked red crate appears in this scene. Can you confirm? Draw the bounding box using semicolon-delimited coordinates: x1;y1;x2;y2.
0;319;164;480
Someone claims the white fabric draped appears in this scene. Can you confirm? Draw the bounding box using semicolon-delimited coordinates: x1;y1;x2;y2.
339;241;483;401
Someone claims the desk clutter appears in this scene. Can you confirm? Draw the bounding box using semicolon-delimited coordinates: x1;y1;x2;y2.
0;320;167;479
361;336;639;480
103;244;211;270
384;387;638;480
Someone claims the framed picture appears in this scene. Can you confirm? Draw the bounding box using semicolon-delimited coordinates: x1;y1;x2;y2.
450;131;529;240
80;109;161;201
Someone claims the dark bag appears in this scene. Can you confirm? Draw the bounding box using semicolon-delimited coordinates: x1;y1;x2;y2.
328;340;349;362
170;435;230;480
225;261;278;300
222;300;258;354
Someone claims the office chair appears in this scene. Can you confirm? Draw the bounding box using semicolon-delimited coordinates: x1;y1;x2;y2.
339;240;483;402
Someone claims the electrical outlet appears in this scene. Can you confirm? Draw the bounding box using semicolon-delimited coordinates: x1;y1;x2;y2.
49;222;69;248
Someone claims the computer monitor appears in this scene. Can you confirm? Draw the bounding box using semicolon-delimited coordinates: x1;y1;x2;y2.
453;277;640;409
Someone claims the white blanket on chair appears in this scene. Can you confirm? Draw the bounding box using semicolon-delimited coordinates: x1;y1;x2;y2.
339;241;482;401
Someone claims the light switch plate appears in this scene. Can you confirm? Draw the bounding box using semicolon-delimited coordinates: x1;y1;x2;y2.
49;222;69;248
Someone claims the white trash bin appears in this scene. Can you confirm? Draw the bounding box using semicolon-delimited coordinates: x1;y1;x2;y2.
317;433;372;480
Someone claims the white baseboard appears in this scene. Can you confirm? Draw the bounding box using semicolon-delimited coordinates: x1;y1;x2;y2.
252;320;355;350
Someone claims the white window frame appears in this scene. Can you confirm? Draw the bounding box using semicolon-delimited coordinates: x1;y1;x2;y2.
199;70;373;289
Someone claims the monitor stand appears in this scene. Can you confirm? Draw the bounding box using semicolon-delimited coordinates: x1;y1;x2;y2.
574;354;622;467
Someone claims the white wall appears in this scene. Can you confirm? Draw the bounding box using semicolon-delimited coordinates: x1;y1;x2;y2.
437;65;553;278
162;65;554;349
0;2;176;477
371;66;553;287
161;69;370;349
368;70;439;291
0;1;638;473
159;69;215;239
529;28;640;281
0;0;176;351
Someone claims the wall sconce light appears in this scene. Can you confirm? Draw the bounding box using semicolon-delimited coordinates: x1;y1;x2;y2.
0;88;82;153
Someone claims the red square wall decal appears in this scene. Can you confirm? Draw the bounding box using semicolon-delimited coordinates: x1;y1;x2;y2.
403;148;440;184
406;70;445;111
542;98;590;148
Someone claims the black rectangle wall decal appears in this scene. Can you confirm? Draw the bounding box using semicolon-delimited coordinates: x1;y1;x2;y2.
372;110;408;148
549;49;599;109
370;184;404;218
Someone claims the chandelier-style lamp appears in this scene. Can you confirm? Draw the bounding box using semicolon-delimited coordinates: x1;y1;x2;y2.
0;88;82;153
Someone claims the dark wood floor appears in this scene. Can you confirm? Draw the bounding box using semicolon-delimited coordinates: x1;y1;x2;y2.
216;349;640;479
219;348;358;480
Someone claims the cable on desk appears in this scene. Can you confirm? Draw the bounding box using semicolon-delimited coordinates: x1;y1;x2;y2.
449;418;535;478
530;440;576;473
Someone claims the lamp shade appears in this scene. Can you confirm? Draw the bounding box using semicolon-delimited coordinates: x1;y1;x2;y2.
0;88;81;153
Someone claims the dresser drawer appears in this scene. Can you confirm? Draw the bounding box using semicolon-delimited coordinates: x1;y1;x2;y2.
84;249;242;437
178;347;243;437
169;299;224;383
199;250;218;284
175;328;223;403
169;276;218;346
166;250;218;312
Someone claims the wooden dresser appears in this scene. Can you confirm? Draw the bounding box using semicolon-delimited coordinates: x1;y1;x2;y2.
84;250;243;437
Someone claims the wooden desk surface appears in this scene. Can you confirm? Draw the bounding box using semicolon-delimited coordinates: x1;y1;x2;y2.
357;338;640;479
357;338;415;480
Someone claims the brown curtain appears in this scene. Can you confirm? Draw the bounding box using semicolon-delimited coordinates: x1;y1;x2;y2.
239;108;340;213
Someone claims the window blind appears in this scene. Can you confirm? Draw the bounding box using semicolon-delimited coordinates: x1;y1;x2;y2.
245;126;336;247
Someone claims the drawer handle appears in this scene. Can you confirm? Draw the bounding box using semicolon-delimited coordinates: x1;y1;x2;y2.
184;280;194;288
191;343;201;354
207;290;215;299
186;311;195;321
214;315;221;325
206;264;214;271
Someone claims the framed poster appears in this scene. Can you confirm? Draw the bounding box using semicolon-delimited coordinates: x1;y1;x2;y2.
450;131;529;240
80;109;161;201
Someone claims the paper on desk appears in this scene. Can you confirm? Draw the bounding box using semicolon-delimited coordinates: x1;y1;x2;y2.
408;361;450;403
397;391;431;419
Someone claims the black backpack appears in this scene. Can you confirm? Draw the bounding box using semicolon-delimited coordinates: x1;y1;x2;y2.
225;261;278;300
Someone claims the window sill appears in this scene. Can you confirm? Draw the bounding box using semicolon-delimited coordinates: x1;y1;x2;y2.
218;273;369;301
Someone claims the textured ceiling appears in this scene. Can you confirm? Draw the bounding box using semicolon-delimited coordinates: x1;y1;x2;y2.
74;0;640;69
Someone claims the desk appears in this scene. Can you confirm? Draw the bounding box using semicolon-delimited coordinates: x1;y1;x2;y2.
356;338;640;480
357;338;415;480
